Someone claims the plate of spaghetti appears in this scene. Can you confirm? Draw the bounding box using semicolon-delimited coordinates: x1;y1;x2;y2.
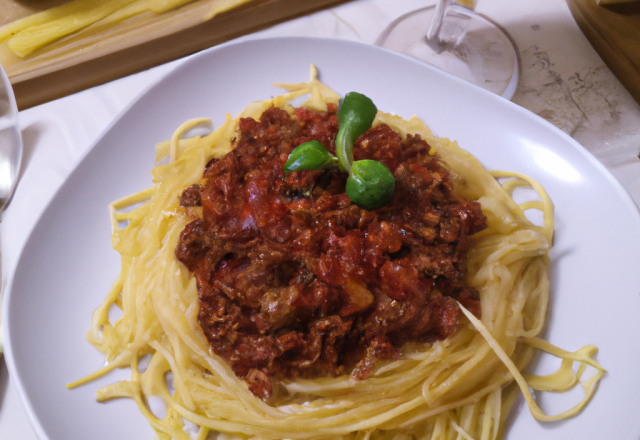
4;37;640;440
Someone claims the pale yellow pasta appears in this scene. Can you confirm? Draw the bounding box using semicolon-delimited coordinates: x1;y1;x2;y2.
69;66;604;440
0;0;253;58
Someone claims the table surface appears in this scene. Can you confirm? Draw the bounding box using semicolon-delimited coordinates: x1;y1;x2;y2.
1;0;639;438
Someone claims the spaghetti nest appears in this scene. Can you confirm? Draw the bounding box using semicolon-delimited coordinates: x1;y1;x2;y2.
69;67;604;440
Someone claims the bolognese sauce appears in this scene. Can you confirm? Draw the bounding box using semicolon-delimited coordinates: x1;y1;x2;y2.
175;104;487;399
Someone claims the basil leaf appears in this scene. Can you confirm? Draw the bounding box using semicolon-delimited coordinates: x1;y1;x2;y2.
346;160;395;210
284;140;338;173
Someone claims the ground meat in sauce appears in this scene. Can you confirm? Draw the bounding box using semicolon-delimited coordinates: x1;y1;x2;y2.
175;104;487;400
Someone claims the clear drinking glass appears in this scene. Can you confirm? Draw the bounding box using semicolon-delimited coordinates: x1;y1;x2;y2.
0;63;22;355
376;0;519;99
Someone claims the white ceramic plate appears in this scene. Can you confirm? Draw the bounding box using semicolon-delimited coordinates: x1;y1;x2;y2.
4;37;640;440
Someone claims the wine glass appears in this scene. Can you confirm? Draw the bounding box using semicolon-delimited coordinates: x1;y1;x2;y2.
376;0;519;99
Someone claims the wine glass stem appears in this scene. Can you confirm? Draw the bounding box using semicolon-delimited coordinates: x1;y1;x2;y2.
427;0;450;42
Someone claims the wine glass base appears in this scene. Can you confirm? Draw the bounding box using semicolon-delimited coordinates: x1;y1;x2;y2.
376;5;519;99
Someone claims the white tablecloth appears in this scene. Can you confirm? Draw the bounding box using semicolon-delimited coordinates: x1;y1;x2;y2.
1;0;639;437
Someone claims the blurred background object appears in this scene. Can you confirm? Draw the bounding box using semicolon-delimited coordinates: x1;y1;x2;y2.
567;0;640;104
376;0;519;98
596;0;639;5
0;0;349;110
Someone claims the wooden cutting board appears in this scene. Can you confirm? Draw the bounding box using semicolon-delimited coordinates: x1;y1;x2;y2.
0;0;349;110
567;0;640;104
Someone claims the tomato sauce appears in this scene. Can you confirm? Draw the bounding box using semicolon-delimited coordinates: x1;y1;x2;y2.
175;105;486;399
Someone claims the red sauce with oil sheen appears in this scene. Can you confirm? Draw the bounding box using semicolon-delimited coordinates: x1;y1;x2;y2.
175;104;487;399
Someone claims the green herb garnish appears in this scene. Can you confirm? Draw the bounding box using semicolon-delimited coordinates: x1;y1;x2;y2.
284;92;395;210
